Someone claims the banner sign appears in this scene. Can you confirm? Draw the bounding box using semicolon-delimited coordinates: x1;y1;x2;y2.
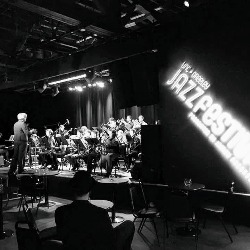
166;62;250;185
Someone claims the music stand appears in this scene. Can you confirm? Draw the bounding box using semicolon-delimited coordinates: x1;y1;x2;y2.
85;138;99;146
72;138;85;153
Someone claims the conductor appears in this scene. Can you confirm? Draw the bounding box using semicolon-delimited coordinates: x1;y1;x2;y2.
9;113;29;175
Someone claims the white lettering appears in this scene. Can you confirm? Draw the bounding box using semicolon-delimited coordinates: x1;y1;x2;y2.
202;104;222;127
211;112;232;136
185;85;204;108
178;79;196;101
193;95;213;113
166;69;181;85
170;73;189;94
220;120;241;144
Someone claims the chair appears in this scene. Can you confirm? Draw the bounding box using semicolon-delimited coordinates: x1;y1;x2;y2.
128;180;160;245
113;144;129;171
15;219;62;250
163;189;199;249
17;175;46;214
23;206;58;241
15;220;42;250
200;181;238;243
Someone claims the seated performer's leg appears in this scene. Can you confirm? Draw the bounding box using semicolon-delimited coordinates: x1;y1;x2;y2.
99;154;109;175
72;156;81;171
38;153;47;167
106;153;115;177
114;220;135;250
85;152;98;174
51;153;58;170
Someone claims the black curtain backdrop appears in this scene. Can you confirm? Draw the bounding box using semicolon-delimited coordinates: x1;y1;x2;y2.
75;84;159;127
0;87;158;139
75;85;114;128
0;91;77;138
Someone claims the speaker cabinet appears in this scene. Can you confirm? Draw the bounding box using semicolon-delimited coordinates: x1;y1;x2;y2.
141;125;162;183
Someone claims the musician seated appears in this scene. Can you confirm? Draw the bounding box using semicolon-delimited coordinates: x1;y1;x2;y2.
66;136;89;171
69;134;100;173
99;130;119;177
29;129;41;148
0;132;9;162
138;115;147;126
108;117;117;130
126;132;141;169
39;129;59;170
125;115;134;130
77;126;89;139
55;125;69;146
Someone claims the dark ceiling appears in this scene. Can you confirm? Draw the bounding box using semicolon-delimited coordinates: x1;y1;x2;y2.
0;0;213;93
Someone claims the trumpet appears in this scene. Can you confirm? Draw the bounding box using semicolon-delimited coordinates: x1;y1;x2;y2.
61;119;70;126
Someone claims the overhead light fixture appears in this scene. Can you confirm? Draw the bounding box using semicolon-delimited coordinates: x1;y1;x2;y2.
75;86;83;92
37;82;47;93
96;80;105;88
125;22;136;28
48;73;87;86
52;86;59;97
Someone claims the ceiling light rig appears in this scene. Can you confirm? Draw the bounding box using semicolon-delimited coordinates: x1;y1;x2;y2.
68;77;111;92
51;86;59;97
48;73;87;86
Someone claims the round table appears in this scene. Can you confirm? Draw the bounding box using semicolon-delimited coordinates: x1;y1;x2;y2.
97;177;129;223
33;170;59;207
89;200;114;210
172;183;205;192
171;182;205;237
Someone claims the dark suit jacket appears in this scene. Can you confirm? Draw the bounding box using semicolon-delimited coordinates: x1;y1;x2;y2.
55;200;116;250
13;120;28;142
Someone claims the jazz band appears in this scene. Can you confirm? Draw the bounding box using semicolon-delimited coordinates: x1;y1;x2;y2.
3;115;148;175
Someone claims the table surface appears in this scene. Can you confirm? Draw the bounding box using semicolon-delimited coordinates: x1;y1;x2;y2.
171;183;205;191
0;174;8;179
33;170;59;176
89;200;114;210
97;177;129;184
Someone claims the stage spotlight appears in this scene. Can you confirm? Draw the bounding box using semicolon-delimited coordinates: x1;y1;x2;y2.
52;86;59;97
96;80;105;88
75;86;83;92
